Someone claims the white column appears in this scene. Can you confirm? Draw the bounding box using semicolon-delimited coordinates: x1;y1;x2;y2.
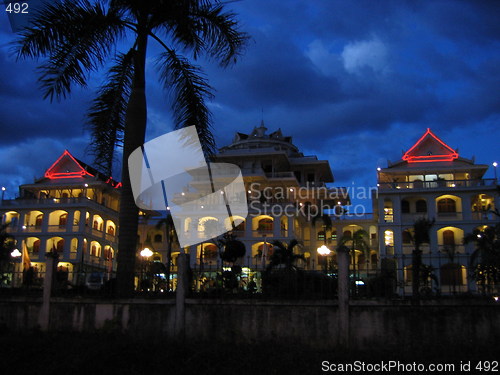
244;216;253;238
18;212;26;230
272;215;280;238
427;195;437;221
41;210;50;232
392;197;401;224
287;215;294;239
461;194;472;221
66;209;75;232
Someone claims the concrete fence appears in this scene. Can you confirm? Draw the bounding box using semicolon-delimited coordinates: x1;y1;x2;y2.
0;253;499;349
1;295;499;349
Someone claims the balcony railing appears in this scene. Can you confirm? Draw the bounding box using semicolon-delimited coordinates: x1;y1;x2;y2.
264;171;296;179
0;197;118;213
436;212;463;221
378;178;496;190
438;245;466;254
252;229;273;237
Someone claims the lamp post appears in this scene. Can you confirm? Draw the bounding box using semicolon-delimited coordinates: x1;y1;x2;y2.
140;247;153;291
1;186;5;202
317;245;331;272
261;234;267;269
11;248;21;287
493;162;498;183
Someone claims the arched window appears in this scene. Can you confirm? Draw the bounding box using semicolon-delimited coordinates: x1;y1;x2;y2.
416;199;427;213
443;230;455;246
235;221;245;231
35;214;43;228
438;198;456;213
402;230;412;244
257;243;273;258
56;239;64;253
258;218;273;231
203;244;218;260
343;230;352;239
154;234;163;243
33;240;40;254
58;214;67;228
401;199;410;213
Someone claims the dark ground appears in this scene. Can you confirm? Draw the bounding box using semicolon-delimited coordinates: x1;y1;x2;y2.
0;329;497;375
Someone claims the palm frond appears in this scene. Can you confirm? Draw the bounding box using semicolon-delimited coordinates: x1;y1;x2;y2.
15;0;125;101
87;50;135;175
311;213;333;230
154;0;204;57
413;218;435;246
157;48;216;156
151;0;247;66
193;1;249;66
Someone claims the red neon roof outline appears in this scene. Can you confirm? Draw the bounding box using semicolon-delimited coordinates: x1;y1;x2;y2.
402;128;458;163
44;150;94;179
105;177;122;189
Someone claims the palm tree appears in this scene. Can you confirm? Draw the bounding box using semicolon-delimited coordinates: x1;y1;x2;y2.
0;224;15;286
267;239;304;271
311;213;332;242
464;223;500;294
15;0;248;295
410;218;435;304
339;229;370;280
155;213;178;291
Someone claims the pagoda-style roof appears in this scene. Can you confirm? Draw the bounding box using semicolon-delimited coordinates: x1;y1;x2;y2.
23;150;121;189
402;128;458;163
44;150;94;179
380;128;489;179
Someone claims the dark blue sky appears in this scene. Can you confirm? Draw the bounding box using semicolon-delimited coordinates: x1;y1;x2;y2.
0;0;499;209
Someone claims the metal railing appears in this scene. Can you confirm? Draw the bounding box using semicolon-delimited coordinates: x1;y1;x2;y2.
2;252;498;300
378;178;496;190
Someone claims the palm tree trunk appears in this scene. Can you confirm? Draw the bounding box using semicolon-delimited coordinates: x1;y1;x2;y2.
115;29;149;297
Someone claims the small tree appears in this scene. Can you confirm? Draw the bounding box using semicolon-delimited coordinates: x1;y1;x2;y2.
339;229;370;281
410;218;435;304
215;232;245;290
267;239;304;272
0;224;15;286
464;224;500;294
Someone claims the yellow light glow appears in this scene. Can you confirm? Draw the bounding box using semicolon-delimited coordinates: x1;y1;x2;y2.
140;248;153;257
317;245;331;256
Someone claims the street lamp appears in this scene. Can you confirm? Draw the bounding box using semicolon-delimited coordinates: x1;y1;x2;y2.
493;162;498;183
317;245;331;272
1;186;5;201
140;248;153;258
140;248;153;291
10;248;21;288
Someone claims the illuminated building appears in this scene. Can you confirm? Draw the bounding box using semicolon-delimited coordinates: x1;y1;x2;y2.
376;128;500;293
0;150;120;284
186;122;377;273
1;127;498;294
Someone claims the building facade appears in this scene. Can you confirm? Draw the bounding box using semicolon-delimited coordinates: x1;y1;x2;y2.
1;150;121;286
183;123;378;281
376;128;499;294
1;126;498;293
